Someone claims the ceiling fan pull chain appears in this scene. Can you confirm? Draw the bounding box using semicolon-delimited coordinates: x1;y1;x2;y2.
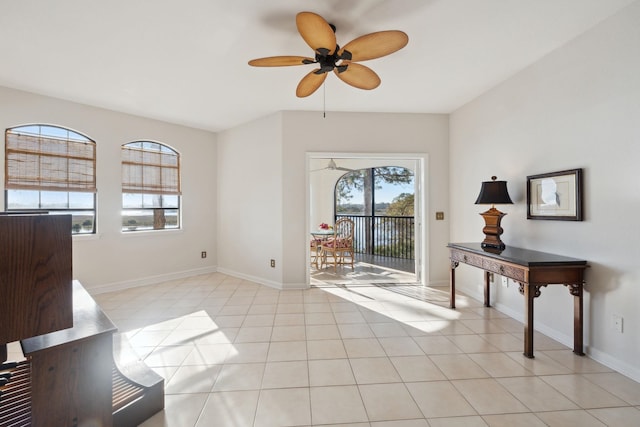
323;81;326;118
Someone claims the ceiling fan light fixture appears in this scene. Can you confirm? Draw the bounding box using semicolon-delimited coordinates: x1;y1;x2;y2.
249;11;408;97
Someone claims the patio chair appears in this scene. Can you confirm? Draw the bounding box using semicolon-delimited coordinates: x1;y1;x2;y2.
319;218;355;272
310;236;322;268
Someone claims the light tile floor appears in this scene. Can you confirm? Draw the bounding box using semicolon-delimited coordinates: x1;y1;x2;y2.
89;273;640;427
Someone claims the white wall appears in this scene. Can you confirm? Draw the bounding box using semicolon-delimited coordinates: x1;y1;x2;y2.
283;111;449;287
0;86;217;293
284;111;449;288
217;110;449;289
450;1;640;380
216;113;284;287
308;163;342;230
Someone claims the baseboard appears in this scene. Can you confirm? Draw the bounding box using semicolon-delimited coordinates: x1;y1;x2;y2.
495;301;640;382
282;282;311;290
586;346;640;383
461;285;576;348
493;301;574;347
214;267;309;290
427;279;449;287
460;283;640;383
215;267;281;290
87;265;311;295
87;266;218;294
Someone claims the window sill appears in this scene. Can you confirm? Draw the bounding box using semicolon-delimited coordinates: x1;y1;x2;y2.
120;228;183;237
72;232;101;241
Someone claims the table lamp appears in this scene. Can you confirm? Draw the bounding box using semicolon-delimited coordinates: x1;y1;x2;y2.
475;176;513;249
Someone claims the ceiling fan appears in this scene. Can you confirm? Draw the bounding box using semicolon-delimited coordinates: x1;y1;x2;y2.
311;158;355;173
248;11;408;97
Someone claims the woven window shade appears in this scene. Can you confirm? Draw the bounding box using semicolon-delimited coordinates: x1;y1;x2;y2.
5;130;96;192
122;144;181;195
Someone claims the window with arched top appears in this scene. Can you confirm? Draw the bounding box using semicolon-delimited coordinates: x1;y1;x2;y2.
4;124;97;234
121;141;181;232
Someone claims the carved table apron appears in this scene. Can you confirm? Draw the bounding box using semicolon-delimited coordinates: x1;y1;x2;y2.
447;243;588;358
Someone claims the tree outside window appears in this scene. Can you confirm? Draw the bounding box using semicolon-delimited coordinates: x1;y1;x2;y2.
335;167;414;258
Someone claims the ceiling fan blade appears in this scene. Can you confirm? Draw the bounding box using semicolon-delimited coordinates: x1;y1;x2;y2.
248;56;315;67
296;70;327;98
296;12;336;56
334;62;381;90
312;159;355;172
328;159;355;172
339;30;408;62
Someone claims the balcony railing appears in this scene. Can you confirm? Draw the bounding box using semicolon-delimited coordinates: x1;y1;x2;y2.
336;214;414;260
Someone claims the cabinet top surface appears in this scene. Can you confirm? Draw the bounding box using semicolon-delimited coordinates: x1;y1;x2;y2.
21;281;117;355
447;242;587;267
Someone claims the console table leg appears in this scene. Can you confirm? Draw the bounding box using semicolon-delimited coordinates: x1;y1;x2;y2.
449;263;457;309
484;271;491;307
573;285;585;356
524;284;535;358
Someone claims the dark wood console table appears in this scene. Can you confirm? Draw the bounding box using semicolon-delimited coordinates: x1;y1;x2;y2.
447;243;588;358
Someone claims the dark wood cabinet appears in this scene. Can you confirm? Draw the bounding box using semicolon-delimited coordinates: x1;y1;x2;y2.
1;214;164;427
0;214;73;345
21;281;117;426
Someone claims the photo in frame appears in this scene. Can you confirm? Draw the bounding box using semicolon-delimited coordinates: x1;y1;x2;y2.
527;168;583;221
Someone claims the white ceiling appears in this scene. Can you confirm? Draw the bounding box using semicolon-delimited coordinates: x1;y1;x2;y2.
0;0;634;132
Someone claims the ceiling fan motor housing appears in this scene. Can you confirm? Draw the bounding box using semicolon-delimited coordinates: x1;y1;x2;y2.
314;46;352;74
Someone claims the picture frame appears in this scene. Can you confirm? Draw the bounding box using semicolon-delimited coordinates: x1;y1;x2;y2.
527;168;583;221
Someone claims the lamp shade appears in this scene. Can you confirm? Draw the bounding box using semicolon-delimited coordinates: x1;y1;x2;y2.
475;176;513;205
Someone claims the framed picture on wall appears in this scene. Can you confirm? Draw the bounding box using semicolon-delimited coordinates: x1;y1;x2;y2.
527;168;583;221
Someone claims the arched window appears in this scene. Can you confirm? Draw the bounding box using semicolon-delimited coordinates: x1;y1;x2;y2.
121;141;181;231
4;124;97;234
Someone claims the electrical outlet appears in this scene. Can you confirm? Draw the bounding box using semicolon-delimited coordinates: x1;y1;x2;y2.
201;251;207;258
613;314;623;333
270;259;275;268
501;276;509;287
435;211;444;220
